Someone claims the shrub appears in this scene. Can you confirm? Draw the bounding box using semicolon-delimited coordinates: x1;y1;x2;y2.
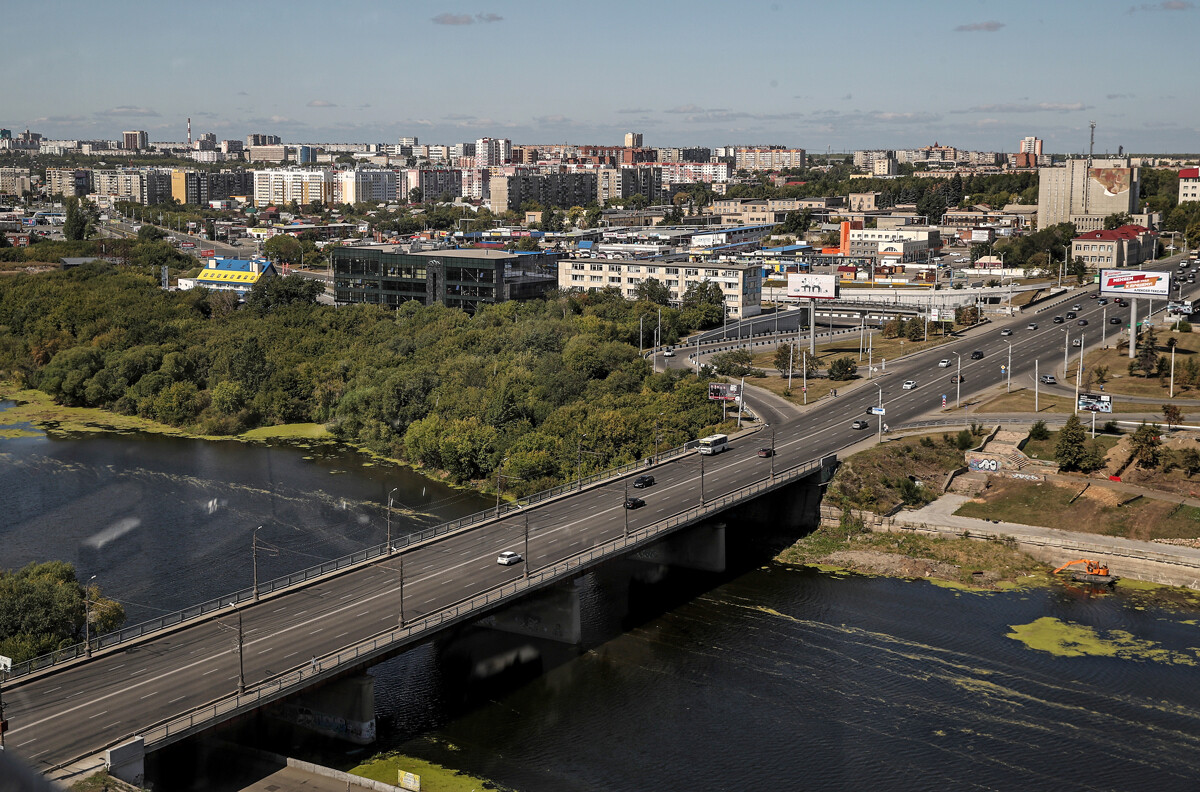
1029;420;1050;441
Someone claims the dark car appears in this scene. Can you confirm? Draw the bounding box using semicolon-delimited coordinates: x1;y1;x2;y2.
624;496;645;509
951;374;965;383
1078;319;1088;326
970;350;984;359
1066;311;1077;319
851;420;869;430
1110;317;1121;324
633;474;655;488
1053;316;1065;324
757;447;774;458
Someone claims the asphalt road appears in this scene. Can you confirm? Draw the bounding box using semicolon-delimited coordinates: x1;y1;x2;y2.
7;260;1198;772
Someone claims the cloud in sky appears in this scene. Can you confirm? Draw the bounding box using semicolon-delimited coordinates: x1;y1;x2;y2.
307;99;336;107
954;20;1005;32
1129;1;1193;11
1106;93;1130;100
97;105;160;117
432;12;503;25
664;104;722;114
618;107;653;114
953;102;1090;113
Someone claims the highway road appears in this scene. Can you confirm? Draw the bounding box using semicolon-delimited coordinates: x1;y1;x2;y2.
6;259;1198;773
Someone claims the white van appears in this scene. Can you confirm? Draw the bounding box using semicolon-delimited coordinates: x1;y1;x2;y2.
698;434;728;455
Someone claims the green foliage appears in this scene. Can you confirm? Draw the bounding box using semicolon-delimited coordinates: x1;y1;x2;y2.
63;197;97;241
1103;212;1133;230
0;269;731;489
1128;421;1163;469
955;429;974;450
827;356;858;381
263;235;303;267
137;224;166;242
633;277;671;306
1054;414;1088;471
1079;441;1108;473
1029;420;1050;441
1180;448;1200;478
711;348;753;376
0;561;125;664
1163;403;1184;429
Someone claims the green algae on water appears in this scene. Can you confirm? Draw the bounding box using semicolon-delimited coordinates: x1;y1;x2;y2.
1007;616;1200;664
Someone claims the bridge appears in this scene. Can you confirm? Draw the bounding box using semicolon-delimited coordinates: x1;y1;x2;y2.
2;432;836;782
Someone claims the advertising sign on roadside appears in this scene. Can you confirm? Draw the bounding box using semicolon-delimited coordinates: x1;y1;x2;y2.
1100;269;1170;298
708;382;741;402
200;248;215;257
786;273;838;300
1077;392;1113;413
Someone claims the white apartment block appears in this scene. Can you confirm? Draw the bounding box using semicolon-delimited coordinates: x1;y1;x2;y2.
657;161;730;184
734;147;806;171
1019;136;1043;155
1037;158;1140;231
558;259;762;319
1180;168;1200;203
253;168;335;207
475;137;512;168
335;169;398;205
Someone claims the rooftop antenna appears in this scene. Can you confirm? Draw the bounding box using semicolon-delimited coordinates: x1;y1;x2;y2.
1083;120;1096;215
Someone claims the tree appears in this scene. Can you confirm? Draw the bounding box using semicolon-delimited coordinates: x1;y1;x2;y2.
1093;365;1109;386
1029;420;1050;441
263;235;303;268
1163;403;1184;430
1180;447;1200;478
137;224;165;241
1054;414;1088;471
634;277;671;305
244;275;324;315
1079;441;1108;473
828;356;858;381
1103;212;1133;230
681;279;725;310
710;349;753;376
1128;421;1163;469
409;187;423;204
63;197;95;241
773;343;797;377
0;561;125;664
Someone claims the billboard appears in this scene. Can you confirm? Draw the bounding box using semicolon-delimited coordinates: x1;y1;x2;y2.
1077;393;1113;413
786;272;838;300
1100;269;1170;298
708;382;742;402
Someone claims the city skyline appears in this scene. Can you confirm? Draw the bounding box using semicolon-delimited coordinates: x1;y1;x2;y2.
6;0;1200;153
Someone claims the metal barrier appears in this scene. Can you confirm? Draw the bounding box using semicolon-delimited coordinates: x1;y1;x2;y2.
132;455;826;750
6;438;702;681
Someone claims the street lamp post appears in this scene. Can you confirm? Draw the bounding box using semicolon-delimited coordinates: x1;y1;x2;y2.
624;479;630;538
83;574;97;658
767;424;776;481
252;526;262;601
1007;342;1012;393
494;456;512;517
523;515;530;579
1064;330;1070;378
953;352;962;409
576;435;587;491
874;384;883;443
235;607;245;694
386;487;398;553
700;453;705;505
654;411;664;463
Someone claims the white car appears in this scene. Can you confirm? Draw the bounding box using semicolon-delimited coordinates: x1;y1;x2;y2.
902;380;917;390
938;359;951;367
497;551;522;566
1000;328;1012;336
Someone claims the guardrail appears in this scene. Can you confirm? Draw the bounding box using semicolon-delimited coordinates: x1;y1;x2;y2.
132;454;827;752
5;438;702;681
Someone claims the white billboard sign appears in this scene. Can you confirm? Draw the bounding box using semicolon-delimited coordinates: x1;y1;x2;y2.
786;273;838;300
1100;269;1170;298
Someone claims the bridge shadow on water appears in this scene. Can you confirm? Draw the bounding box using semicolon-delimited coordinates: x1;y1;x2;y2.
146;480;825;791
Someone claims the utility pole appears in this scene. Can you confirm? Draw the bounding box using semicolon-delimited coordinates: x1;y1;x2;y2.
1035;359;1040;412
84;574;97;658
624;479;630;538
700;454;705;505
1171;344;1176;398
252;526;262;601
955;352;962;409
523;515;530;579
809;297;816;356
639;315;644;353
1007;343;1012;393
236;607;245;694
787;343;794;391
736;375;745;428
576;435;586;491
1074;333;1084;414
0;655;9;750
1129;298;1138;360
802;351;807;405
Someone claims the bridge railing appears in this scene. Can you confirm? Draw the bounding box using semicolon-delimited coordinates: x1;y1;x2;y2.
135;454;826;750
5;437;703;681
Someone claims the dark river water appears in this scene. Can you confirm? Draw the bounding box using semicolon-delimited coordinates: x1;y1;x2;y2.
5;401;1200;791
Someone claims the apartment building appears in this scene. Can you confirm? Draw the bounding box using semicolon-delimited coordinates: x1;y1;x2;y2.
654;147;711;163
1072;225;1157;269
872;157;899;176
0;167;32;196
252;168;335;207
489;172;597;213
734;147;806;171
595;167;663;205
170;169;254;205
1179;168;1200;203
1037;158;1140;231
91;169;171;205
475;137;512;167
334;169;398;205
45;168;91;197
1019;136;1043;156
249;145;290;163
657;161;729;184
624;132;643;148
402;168;463;202
558;259;761;318
122;130;148;151
853;150;894;170
247;134;282;147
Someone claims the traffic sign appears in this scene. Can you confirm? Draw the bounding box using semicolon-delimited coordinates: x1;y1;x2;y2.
869;407;886;415
1000;365;1007;373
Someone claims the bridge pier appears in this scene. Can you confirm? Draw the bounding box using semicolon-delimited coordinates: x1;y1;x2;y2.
268;673;376;745
475;578;583;645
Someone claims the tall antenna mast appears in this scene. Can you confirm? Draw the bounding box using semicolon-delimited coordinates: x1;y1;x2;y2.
187;117;192;147
1083;120;1097;215
1087;120;1096;164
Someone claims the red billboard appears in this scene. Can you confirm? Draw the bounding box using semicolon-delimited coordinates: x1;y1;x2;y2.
200;248;215;257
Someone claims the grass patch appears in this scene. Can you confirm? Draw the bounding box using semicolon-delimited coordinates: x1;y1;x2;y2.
240;422;332;440
1020;430;1120;462
955;478;1200;541
1081;328;1200;398
0;384;193;436
350;752;502;792
828;431;977;514
972;387;1157;414
69;771;140;791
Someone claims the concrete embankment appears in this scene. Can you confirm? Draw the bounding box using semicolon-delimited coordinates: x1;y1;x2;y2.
819;496;1200;590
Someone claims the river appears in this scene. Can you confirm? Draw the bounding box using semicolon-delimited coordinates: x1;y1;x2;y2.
4;401;1200;791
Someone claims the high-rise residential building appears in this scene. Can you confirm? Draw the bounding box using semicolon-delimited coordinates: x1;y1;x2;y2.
595;166;662;205
0;167;32;196
1036;158;1140;232
489;172;597;213
246;133;282;147
91;168;170;204
475;137;512;168
220;140;244;155
401;168;463;203
624;132;644;148
45;168;92;197
1019;136;1043;156
397;136;419;147
122;130;148;151
734;147;806;171
170;169;254;205
253;168;335;207
335;169;398;205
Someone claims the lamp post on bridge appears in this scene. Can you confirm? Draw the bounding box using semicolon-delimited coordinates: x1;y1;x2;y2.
386;487;398;554
83;574;97;658
654;411;665;464
215;606;246;695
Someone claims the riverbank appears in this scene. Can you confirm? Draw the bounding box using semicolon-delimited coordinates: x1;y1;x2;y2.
349;749;510;792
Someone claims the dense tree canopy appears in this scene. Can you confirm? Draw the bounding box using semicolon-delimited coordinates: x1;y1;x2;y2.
0;267;734;495
0;561;125;664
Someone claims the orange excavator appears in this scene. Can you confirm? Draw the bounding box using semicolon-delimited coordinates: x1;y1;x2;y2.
1053;559;1118;585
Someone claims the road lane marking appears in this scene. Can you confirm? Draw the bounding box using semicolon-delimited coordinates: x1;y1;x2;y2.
88;711;108;719
203;668;221;674
284;652;298;659
169;696;186;704
140;691;158;700
309;629;322;635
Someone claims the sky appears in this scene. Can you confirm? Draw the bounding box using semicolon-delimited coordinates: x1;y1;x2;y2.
6;0;1199;154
